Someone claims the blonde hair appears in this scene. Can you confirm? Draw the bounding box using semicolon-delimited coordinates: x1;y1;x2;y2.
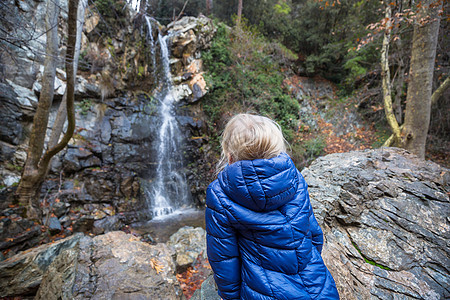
217;113;287;173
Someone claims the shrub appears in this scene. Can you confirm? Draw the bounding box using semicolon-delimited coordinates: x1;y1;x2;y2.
202;22;300;154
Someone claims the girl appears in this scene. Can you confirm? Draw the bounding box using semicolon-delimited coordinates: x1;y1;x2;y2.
205;114;339;300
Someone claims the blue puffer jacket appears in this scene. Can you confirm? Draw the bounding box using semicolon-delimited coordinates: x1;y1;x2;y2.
206;153;339;299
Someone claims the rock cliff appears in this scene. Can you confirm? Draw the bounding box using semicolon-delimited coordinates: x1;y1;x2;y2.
0;2;216;250
302;148;449;299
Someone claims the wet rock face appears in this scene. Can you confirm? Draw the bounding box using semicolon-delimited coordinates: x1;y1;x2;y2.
0;13;216;255
302;148;449;299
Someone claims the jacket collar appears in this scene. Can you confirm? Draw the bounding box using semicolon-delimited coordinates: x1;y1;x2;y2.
218;152;299;212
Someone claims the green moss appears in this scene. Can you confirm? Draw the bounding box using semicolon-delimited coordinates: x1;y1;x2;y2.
6;162;23;172
352;242;392;271
76;99;92;116
138;66;145;77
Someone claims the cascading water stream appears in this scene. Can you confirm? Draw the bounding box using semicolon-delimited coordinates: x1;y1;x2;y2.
144;16;156;78
143;19;191;219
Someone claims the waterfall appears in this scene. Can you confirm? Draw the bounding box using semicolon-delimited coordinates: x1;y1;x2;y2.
144;16;156;78
143;18;191;219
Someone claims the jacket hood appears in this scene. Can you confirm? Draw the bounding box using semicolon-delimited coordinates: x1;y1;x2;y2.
218;152;299;212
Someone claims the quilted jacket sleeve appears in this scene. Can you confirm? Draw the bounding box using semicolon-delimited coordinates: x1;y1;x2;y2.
205;183;241;300
307;189;324;254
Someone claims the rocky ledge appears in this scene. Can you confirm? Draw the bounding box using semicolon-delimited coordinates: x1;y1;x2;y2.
0;148;448;300
0;227;208;299
302;148;449;299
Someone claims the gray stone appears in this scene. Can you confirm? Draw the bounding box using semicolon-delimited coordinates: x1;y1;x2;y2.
191;275;220;300
6;79;38;109
92;215;122;235
167;226;206;269
35;231;183;300
0;233;83;298
72;216;95;233
62;147;101;173
0;142;16;162
0;83;24;145
53;201;70;218
302;148;449;299
1;172;20;187
48;217;62;235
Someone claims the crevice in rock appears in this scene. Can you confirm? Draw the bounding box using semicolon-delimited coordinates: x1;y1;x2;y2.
350;240;393;271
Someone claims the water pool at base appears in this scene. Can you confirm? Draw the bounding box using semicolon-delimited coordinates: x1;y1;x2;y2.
132;208;205;243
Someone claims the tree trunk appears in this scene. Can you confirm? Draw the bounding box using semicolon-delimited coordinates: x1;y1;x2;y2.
393;39;405;124
400;0;442;158
48;0;87;150
206;0;212;15
431;76;449;106
16;0;60;220
16;0;80;221
381;3;401;144
237;0;243;25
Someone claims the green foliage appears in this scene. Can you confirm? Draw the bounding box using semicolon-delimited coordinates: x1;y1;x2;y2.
302;136;327;158
344;53;367;81
202;22;300;146
138;65;145;77
274;1;291;15
372;123;391;148
146;0;384;84
342;42;379;90
77;99;92;116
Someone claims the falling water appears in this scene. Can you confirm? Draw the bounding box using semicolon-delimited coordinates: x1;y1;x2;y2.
144;16;156;77
143;19;191;219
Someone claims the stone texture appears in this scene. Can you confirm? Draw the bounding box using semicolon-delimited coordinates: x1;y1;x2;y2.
48;217;62;235
0;206;43;253
0;233;83;298
191;275;220;300
167;226;207;270
0;83;25;145
35;231;183;300
167;16;216;103
301;148;449;300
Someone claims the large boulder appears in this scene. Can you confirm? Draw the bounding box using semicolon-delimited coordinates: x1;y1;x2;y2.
35;231;183;299
1;231;184;299
0;233;83;298
302;148;449;300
